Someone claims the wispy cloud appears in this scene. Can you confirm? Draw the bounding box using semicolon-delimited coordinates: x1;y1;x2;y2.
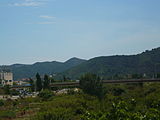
10;0;47;7
40;15;56;19
25;21;56;24
13;2;42;7
37;21;56;24
38;15;56;24
24;14;56;25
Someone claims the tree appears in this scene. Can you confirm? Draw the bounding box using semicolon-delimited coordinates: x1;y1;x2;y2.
50;77;55;83
0;79;2;85
36;73;42;91
157;73;160;78
29;78;35;92
63;75;67;82
80;73;105;100
43;74;50;90
132;74;143;79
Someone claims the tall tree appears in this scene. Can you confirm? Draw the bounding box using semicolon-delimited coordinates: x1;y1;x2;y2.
157;73;160;78
36;73;42;91
63;75;67;82
29;78;35;92
43;74;50;90
0;79;2;85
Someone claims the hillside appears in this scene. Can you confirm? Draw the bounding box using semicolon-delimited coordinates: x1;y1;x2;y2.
0;57;86;80
60;47;160;79
1;47;160;80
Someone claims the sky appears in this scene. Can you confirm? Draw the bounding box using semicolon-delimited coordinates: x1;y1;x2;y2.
0;0;160;65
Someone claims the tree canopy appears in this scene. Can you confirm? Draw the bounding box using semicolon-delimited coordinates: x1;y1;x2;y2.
36;73;42;91
80;73;105;100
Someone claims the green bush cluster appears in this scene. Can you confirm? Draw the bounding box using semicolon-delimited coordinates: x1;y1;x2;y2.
32;108;74;120
81;100;160;120
38;89;54;100
0;111;16;119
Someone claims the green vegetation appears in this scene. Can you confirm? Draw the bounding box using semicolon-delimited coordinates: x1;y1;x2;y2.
3;85;10;94
29;78;35;92
10;89;19;95
62;47;160;79
36;73;43;91
1;81;160;119
0;100;4;106
43;74;50;90
4;57;86;80
0;111;16;119
38;89;54;100
80;73;105;100
1;47;160;80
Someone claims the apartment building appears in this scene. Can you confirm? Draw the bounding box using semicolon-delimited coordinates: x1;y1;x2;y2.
0;70;13;86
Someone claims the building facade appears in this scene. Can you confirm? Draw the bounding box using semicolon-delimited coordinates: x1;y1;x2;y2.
0;71;13;86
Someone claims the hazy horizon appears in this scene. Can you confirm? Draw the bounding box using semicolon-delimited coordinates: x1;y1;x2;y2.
1;0;160;65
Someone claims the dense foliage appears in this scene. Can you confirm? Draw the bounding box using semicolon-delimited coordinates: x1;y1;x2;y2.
29;78;35;92
38;89;54;100
1;82;160;119
80;73;105;100
1;47;160;80
43;74;50;90
1;57;86;80
63;47;160;79
36;73;43;91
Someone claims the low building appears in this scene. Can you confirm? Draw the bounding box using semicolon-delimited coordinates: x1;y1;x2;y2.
14;80;29;86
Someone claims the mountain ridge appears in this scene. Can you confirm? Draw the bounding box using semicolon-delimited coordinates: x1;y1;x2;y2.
60;47;160;79
0;57;86;80
1;47;160;80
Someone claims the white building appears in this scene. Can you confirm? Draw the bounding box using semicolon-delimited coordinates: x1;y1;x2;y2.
0;71;13;86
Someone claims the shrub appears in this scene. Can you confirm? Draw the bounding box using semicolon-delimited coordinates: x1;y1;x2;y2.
0;100;4;106
10;89;19;95
0;111;16;119
38;89;54;100
32;108;73;120
112;88;125;96
3;85;10;94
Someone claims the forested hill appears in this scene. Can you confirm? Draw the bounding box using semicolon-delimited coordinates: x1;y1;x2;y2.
1;47;160;80
0;57;86;80
61;47;160;79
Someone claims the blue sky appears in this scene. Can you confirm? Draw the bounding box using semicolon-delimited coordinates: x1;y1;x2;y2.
0;0;160;65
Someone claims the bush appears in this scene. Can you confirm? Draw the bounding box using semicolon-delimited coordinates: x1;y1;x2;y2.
38;89;54;100
0;111;16;119
0;100;4;106
10;89;19;95
112;88;125;96
32;108;73;120
3;85;10;94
